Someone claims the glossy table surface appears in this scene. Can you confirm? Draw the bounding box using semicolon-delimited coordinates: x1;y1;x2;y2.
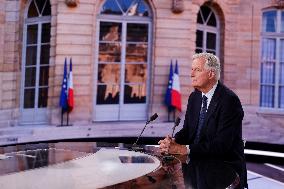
0;142;240;189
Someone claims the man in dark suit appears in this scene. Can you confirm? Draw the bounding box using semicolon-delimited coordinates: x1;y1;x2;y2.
159;52;247;188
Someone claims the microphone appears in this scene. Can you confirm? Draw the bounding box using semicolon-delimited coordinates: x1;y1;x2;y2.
171;117;181;138
146;113;158;124
131;113;158;151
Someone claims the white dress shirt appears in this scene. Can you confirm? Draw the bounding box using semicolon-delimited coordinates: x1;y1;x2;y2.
202;81;218;110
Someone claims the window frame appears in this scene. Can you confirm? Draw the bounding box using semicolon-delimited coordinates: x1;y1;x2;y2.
260;9;284;110
93;0;153;121
196;5;220;58
20;0;51;124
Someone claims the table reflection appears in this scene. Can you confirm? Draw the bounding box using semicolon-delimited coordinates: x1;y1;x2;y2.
0;142;240;189
2;149;88;175
119;156;155;163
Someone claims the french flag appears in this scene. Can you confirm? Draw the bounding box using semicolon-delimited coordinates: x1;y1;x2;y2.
171;60;181;111
67;58;74;112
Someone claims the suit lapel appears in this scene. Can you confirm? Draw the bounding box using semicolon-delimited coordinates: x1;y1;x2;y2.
191;92;202;137
200;83;223;136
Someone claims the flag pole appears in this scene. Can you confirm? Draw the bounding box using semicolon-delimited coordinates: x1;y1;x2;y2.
66;57;74;126
67;111;69;126
167;107;170;122
60;109;64;126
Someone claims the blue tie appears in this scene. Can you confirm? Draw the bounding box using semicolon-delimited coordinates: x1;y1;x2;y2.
194;95;208;144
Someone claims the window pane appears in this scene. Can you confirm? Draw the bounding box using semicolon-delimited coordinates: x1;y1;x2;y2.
280;62;284;113
38;87;48;108
28;0;39;18
261;39;276;61
98;64;120;84
25;67;36;87
280;40;284;85
136;0;149;17
197;11;203;24
196;30;203;48
127;0;139;16
126;43;147;62
40;44;50;65
206;32;216;49
127;0;149;17
99;43;121;62
100;22;121;42
26;46;37;66
124;64;146;104
280;63;284;84
42;0;51;16
127;23;148;42
96;85;119;104
35;0;46;14
260;38;275;96
39;66;49;86
279;86;284;108
100;0;122;15
97;64;120;104
117;0;133;12
281;11;284;32
260;85;274;107
261;62;275;84
262;11;276;32
124;84;146;104
27;25;38;44
207;13;217;27
125;64;147;83
41;23;51;43
280;40;284;63
24;88;35;108
200;6;211;22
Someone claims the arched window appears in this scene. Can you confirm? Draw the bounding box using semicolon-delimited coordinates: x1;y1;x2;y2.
260;9;284;109
94;0;152;121
195;5;220;56
20;0;51;124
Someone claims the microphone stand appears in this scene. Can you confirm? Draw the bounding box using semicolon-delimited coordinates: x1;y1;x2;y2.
171;118;180;138
162;117;181;161
131;122;149;151
130;113;158;152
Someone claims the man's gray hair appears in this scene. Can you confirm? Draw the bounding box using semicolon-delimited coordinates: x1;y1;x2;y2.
192;52;221;80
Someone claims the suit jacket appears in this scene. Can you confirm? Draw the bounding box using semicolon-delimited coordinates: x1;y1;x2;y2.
175;82;247;188
182;160;241;189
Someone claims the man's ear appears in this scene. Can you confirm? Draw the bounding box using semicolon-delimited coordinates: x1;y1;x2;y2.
208;70;215;79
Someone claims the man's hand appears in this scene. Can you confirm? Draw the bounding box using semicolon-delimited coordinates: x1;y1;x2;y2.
158;135;188;155
158;135;172;154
